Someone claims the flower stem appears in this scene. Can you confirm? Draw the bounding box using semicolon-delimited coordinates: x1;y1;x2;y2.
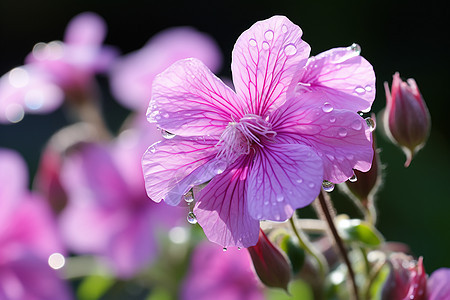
289;217;328;280
316;190;360;300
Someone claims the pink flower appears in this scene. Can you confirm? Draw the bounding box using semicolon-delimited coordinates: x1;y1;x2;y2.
383;72;430;167
0;148;71;300
181;242;264;300
0;12;117;123
427;268;450;300
59;139;183;278
142;16;375;248
110;27;222;112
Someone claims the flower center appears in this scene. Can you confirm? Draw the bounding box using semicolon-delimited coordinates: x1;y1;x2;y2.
216;114;276;162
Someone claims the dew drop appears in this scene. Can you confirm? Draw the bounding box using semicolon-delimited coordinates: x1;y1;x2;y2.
351;120;362;130
329;116;336;123
365;85;373;92
296;178;303;184
187;212;197;224
284;44;297;56
322;180;335;192
346;154;354;160
276;195;284;202
262;41;270;50
338;128;348;137
161;129;176;139
223;247;228;252
264;30;274;41
281;24;288;33
249;38;257;47
322;102;333;113
350;43;361;54
349;173;358;182
308;183;315;188
149;146;156;153
354;86;366;95
264;200;269;206
275;214;281;221
365;117;376;132
184;191;194;203
238;247;241;250
214;160;228;174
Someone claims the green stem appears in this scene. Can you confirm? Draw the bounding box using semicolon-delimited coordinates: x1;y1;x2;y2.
289;217;328;280
317;191;360;300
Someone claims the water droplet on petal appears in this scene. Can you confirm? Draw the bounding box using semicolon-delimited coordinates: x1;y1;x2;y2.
329;116;336;123
264;30;274;41
264;200;269;206
284;44;297;56
249;38;257;47
308;183;315;188
161;129;176;139
149;146;156;153
365;117;376;132
354;86;366;95
322;180;335;192
262;41;270;50
275;214;281;221
338;128;348;137
351;120;362;130
187;212;197;224
365;85;373;92
214;160;228;174
346;154;354;160
184;191;194;203
349;173;358;182
238;247;241;250
281;24;288;33
296;178;303;184
223;247;228;252
276;195;284;202
322;102;333;113
350;43;361;54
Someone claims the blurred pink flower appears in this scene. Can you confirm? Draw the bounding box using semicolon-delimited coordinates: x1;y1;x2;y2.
181;242;264;300
110;27;222;112
0;148;71;300
59;138;183;278
142;15;374;248
0;12;117;123
427;268;450;300
383;72;430;167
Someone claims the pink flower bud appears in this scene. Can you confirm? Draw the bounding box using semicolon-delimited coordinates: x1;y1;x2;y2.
383;72;430;167
247;229;291;291
382;254;427;299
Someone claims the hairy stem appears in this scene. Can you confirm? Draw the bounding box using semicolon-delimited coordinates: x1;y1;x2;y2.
316;191;360;300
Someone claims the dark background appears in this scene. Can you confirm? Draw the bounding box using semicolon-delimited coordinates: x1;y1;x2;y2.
1;0;449;273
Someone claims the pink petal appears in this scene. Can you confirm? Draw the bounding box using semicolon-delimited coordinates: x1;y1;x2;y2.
272;92;373;183
0;66;64;123
142;137;223;205
110;27;222;111
231;15;310;116
247;144;323;221
194;156;260;248
149;58;244;136
64;12;107;46
293;46;375;113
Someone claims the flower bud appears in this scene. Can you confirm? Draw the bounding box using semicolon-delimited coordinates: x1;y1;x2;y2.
383;72;430;167
247;229;291;291
381;253;427;300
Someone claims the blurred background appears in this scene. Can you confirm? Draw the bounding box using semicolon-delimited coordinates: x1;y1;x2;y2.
0;0;449;275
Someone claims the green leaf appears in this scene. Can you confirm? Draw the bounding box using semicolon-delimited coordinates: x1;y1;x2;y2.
77;275;114;300
368;264;390;300
337;219;384;247
146;288;173;300
279;235;305;274
266;279;314;300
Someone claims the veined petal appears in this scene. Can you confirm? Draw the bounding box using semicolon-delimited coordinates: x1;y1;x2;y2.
231;15;310;116
293;46;375;113
273;93;373;183
194;156;260;248
149;58;244;137
142;137;224;205
247;144;322;221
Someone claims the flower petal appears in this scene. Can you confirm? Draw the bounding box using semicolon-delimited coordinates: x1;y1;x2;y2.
142;137;225;205
0;148;28;213
231;15;310;116
293;46;375;113
149;58;243;137
64;12;107;46
194;156;260;248
272;92;373;183
247;144;323;221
